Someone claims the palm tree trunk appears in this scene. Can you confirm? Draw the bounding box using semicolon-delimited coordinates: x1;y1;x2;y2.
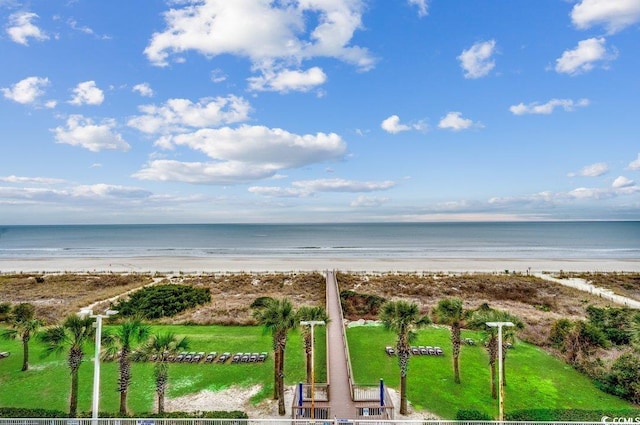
21;336;29;371
118;348;131;415
399;351;409;415
452;324;461;384
490;360;497;399
502;352;507;387
277;345;286;415
273;349;280;400
158;387;165;414
70;369;79;417
305;336;312;384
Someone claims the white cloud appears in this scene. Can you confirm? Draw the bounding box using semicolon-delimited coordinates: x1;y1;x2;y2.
381;115;411;134
2;76;50;104
628;154;640;171
571;0;640;33
52;115;130;152
509;98;590;115
128;95;251;134
568;187;610;199
144;0;374;86
555;37;617;75
438;111;478;131
134;125;347;185
134;160;280;185
0;175;65;185
6;12;48;45
458;40;496;79
351;195;390;207
250;178;396;198
248;67;327;92
612;176;634;188
132;83;154;97
69;81;104;105
162;125;346;168
210;69;227;83
408;0;429;17
568;162;609;177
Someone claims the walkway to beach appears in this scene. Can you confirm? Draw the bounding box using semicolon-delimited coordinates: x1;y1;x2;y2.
325;269;358;419
535;273;640;309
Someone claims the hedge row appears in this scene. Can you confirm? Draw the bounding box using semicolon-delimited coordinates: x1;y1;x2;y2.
0;408;247;419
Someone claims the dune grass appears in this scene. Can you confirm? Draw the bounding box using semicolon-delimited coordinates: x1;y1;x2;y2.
347;324;634;419
0;324;326;414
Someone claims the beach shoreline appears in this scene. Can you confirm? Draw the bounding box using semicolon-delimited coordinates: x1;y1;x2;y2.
1;256;640;274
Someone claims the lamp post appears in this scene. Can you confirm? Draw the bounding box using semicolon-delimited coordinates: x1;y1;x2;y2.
486;321;514;422
300;320;325;420
79;308;118;422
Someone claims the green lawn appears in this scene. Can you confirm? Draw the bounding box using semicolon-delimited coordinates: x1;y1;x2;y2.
0;322;633;419
347;324;634;419
0;324;326;415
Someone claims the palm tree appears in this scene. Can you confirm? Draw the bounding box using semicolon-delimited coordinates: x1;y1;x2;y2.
1;303;43;371
135;332;189;414
469;304;523;398
252;297;296;415
432;298;469;384
380;300;429;415
39;314;95;417
102;317;150;415
297;306;330;384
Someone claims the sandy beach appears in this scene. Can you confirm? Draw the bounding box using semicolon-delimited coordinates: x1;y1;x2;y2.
1;256;640;274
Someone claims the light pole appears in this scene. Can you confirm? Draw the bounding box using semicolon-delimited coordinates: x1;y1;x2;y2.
300;320;325;420
79;308;118;422
486;321;514;421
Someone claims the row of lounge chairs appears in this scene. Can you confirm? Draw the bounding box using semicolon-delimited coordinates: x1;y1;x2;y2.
149;351;268;363
385;345;444;356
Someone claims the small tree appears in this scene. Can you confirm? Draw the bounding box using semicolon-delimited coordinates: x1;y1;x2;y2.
39;314;95;417
103;317;150;415
1;303;43;371
432;298;469;384
380;300;429;415
252;298;296;416
297;306;330;384
135;332;189;414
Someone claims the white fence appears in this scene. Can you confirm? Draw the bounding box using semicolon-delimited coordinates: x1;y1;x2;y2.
0;419;609;425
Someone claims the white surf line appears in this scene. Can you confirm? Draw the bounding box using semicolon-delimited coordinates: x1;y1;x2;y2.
535;273;640;309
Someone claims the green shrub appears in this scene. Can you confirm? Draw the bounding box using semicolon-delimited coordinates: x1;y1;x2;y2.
0;407;68;418
456;409;492;420
113;284;211;319
0;407;248;419
506;408;640;421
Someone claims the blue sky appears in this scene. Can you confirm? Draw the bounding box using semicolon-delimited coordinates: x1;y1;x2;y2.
1;0;639;224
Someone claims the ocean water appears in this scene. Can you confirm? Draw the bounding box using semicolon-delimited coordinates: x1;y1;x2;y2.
0;222;638;260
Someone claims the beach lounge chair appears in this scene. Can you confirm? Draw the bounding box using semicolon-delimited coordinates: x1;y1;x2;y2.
249;353;258;362
241;353;251;362
258;352;268;362
425;346;435;355
183;352;195;362
192;352;205;362
411;346;420;355
385;346;395;356
419;346;428;355
231;352;242;363
0;352;9;359
205;352;217;362
218;352;231;363
434;346;444;355
175;351;187;362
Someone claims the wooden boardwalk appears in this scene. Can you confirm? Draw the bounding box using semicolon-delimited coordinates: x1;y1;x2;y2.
325;270;358;419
